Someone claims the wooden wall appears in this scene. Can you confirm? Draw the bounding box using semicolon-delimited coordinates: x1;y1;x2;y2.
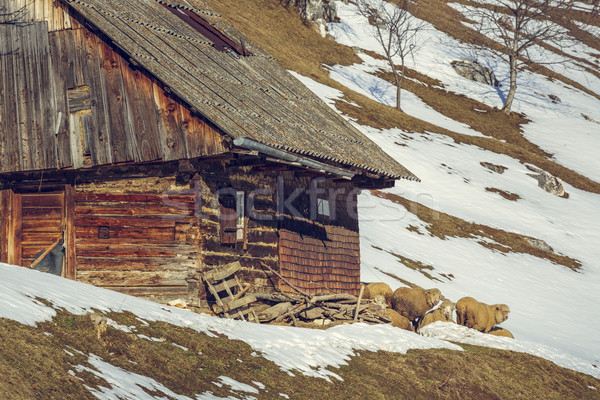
197;166;280;294
19;192;65;267
73;175;201;301
277;174;361;295
2;0;74;32
0;16;228;174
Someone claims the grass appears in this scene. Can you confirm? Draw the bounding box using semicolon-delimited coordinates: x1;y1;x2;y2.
372;244;444;282
207;0;600;194
1;307;599;399
371;190;582;271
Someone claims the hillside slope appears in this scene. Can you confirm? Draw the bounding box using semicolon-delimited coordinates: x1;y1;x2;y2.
205;0;600;370
1;264;599;399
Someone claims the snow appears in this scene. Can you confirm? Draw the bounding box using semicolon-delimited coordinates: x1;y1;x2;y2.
76;354;193;400
291;69;600;375
214;377;259;394
1;0;599;396
328;1;600;180
289;0;600;376
0;263;459;383
420;322;599;378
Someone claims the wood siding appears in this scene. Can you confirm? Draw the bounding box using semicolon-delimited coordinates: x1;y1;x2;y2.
73;176;200;301
2;0;75;32
277;174;361;295
0;20;228;174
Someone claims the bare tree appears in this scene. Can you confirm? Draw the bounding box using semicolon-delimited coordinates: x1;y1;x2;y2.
355;0;425;112
467;0;577;114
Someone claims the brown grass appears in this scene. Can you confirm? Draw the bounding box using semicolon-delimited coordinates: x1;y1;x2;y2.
371;190;582;271
207;0;600;194
1;307;599;400
372;244;443;282
485;187;521;201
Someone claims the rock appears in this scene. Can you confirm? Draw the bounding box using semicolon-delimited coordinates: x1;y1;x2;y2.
526;167;567;197
451;59;500;87
524;237;553;253
480;162;507;174
284;0;344;36
548;94;561;103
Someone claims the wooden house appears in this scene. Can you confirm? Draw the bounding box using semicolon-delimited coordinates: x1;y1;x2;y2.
0;0;417;309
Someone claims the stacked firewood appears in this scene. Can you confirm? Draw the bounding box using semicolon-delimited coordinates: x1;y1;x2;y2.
251;292;392;326
249;262;392;326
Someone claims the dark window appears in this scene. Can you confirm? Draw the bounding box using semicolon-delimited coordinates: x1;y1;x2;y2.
219;190;245;244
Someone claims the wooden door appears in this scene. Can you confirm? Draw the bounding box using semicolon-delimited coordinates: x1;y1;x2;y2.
0;189;75;278
18;192;65;267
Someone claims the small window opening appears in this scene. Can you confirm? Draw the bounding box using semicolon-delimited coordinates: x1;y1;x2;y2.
220;190;246;244
162;4;250;56
236;191;245;240
317;198;330;217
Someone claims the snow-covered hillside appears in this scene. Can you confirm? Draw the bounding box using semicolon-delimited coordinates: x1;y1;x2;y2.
287;0;600;371
0;263;598;400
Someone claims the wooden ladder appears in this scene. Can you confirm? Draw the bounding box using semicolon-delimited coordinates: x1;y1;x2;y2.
202;261;259;322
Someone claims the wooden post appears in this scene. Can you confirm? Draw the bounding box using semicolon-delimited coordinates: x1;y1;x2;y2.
64;184;77;279
354;285;365;322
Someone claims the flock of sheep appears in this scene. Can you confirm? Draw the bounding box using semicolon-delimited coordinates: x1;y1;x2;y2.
362;282;513;338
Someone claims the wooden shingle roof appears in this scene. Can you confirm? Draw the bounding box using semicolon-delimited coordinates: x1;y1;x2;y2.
64;0;418;180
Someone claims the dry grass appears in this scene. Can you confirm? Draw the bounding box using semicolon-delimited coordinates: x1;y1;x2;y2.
371;190;582;271
372;244;444;282
1;307;599;399
485;187;521;201
207;0;600;194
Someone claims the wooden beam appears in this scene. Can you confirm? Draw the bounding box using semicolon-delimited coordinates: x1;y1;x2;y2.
64;184;77;279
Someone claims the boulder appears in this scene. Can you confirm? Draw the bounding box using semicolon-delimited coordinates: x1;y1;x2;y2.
480;161;507;174
524;237;553;253
285;0;342;36
526;167;567;197
451;59;500;87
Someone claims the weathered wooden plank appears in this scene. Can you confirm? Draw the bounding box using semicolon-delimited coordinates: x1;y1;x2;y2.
202;261;241;283
74;193;194;203
11;193;22;266
214;294;257;313
77;270;188;287
76;244;187;258
74;215;178;228
21;194;64;208
76;256;191;271
48;30;73;169
97;40;137;163
64;184;76;279
152;82;188;160
0;191;12;263
210;277;240;294
74;204;194;216
120;63;162;162
102;285;189;298
75;226;175;241
80;28;112;165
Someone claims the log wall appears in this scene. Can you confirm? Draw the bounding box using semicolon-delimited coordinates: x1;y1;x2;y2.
197;166;280;294
73;175;201;301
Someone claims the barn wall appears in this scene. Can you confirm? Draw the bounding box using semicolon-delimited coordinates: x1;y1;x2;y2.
278;173;361;295
0;17;228;174
73;175;201;302
2;0;75;32
197;165;280;294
